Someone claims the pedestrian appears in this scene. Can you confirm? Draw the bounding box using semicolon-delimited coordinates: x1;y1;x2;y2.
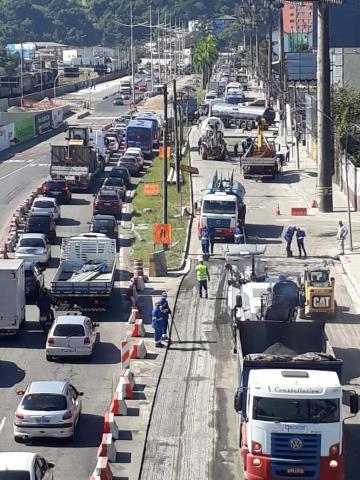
200;225;210;257
208;226;216;255
234;223;244;244
296;227;307;257
337;220;348;255
284;225;296;257
198;136;202;155
151;301;165;348
195;257;210;299
234;143;238;156
285;145;290;163
159;291;171;341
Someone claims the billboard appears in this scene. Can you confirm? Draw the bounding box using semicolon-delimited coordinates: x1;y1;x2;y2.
35;111;52;135
0;123;14;151
14;117;35;143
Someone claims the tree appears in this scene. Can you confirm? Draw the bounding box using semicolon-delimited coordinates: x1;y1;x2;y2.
193;34;219;88
332;86;360;167
0;47;19;76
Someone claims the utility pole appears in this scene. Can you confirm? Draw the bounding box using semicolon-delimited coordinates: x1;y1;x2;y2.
173;79;181;192
150;4;154;91
163;84;168;225
157;9;161;84
317;0;333;212
279;3;287;142
163;13;167;84
130;0;136;107
267;6;273;107
19;43;24;106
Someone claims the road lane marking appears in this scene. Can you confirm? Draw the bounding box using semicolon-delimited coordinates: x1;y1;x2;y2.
0;417;6;433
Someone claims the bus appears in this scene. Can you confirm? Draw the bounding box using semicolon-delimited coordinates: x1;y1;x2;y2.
136;112;161;148
125;119;153;158
64;66;80;78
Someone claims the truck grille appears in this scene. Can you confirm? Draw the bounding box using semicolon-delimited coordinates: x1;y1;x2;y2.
206;218;231;228
271;433;321;479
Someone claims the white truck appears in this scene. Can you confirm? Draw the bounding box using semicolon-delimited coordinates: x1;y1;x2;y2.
0;259;26;335
234;320;358;480
51;234;117;311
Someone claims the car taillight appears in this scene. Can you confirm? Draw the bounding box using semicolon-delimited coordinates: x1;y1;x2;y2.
84;337;91;344
43;187;49;193
63;186;69;192
15;410;24;419
93;201;98;208
48;337;54;344
62;410;72;420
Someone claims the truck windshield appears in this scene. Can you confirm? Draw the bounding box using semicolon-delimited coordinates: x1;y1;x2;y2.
253;397;339;423
203;200;236;215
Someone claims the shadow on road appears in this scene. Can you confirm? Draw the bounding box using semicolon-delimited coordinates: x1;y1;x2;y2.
0;360;26;387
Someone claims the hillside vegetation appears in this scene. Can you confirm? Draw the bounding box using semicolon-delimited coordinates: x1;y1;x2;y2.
0;0;238;46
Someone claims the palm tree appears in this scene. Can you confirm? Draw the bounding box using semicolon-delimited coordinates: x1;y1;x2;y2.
193;34;219;88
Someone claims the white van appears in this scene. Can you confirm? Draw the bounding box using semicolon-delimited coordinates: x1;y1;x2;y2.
120;81;132;95
0;259;26;335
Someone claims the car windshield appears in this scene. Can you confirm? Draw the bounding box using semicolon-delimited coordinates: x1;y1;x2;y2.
19;238;44;248
22;393;67;411
93;219;114;228
253;397;340;423
28;217;50;226
126;127;151;142
110;169;126;178
34;201;55;209
53;324;85;337
203;200;236;215
0;472;31;480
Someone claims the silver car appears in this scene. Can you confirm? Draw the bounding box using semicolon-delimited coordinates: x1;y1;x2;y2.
15;233;51;265
14;381;82;442
0;452;54;480
31;197;61;222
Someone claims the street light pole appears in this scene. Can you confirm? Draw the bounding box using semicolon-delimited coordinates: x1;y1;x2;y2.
149;3;154;91
19;43;24;106
163;84;168;225
343;136;353;251
53;72;60;104
130;0;136;107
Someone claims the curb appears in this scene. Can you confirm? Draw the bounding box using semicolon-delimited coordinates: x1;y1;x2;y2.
77;111;90;119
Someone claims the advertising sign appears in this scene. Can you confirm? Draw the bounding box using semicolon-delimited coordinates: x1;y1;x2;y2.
35;111;52;135
14;117;35;143
51;107;64;129
0;123;14;151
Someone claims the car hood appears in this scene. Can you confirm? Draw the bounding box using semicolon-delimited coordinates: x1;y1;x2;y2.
16;247;46;254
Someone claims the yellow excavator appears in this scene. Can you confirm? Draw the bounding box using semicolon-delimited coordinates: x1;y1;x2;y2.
300;266;336;318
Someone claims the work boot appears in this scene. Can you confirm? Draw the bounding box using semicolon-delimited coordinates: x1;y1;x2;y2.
162;334;168;341
205;293;208;299
155;342;163;348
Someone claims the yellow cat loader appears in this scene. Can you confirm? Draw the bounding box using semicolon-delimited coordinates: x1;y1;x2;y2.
300;266;336;318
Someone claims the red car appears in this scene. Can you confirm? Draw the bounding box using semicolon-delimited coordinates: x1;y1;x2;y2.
139;84;147;92
93;189;123;219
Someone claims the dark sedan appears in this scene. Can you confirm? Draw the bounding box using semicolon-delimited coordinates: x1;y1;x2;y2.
89;215;119;240
110;166;131;187
41;180;72;204
93;189;122;219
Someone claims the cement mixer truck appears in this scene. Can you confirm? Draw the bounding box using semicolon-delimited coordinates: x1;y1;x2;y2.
199;116;227;161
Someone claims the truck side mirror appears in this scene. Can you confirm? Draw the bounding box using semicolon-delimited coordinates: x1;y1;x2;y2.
194;201;198;210
234;387;243;413
350;392;359;415
236;295;242;308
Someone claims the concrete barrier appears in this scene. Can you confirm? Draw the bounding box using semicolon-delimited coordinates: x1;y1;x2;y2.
128;307;140;324
97;433;116;462
91;457;113;480
120;339;130;369
103;413;119;440
130;339;147;359
130;319;146;337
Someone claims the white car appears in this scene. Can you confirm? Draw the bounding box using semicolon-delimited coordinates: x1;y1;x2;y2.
14;380;83;441
31;197;61;221
15;233;51;264
0;452;54;479
46;314;97;360
125;147;144;167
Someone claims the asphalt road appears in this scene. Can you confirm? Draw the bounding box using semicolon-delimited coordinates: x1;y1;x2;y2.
0;79;139;479
140;124;360;479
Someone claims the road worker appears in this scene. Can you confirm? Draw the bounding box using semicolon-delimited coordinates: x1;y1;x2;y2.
195;257;210;299
200;225;210;257
159;291;171;341
151;301;165;348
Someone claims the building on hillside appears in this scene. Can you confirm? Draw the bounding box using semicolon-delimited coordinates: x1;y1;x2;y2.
213;15;236;35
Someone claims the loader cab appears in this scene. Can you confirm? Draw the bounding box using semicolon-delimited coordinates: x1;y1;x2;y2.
302;266;336;318
66;127;92;146
305;267;331;287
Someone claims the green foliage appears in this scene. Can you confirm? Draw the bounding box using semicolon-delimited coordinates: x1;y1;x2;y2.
0;47;19;75
332;86;360;167
193;34;219;88
0;0;240;47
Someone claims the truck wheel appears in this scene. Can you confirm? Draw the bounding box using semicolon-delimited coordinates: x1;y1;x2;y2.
299;307;305;318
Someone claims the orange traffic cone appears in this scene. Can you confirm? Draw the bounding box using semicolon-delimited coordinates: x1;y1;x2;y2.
311;199;318;208
275;204;281;216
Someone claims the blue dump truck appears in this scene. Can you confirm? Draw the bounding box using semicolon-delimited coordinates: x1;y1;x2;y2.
233;320;358;480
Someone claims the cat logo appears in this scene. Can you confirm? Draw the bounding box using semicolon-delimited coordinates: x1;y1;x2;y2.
312;296;331;308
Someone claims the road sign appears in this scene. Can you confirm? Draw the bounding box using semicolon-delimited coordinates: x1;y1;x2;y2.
284;0;343;3
153;223;172;245
144;182;160;196
169;161;199;174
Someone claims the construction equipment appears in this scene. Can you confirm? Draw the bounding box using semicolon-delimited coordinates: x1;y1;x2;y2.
199;116;227;160
199;171;246;240
50;126;106;190
240;124;278;180
300;265;336;318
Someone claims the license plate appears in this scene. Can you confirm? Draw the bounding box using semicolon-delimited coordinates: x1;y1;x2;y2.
104;203;111;206
64;349;77;353
287;468;304;475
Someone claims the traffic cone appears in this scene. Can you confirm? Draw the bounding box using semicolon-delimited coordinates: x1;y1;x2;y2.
311;199;318;208
275;204;281;216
